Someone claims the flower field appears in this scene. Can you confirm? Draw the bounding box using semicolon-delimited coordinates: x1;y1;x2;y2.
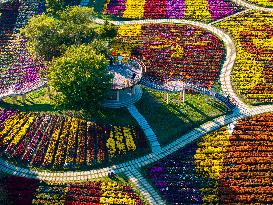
221;113;273;204
244;0;273;7
217;11;273;104
113;24;226;90
0;39;46;97
144;112;273;204
105;0;242;22
33;180;146;205
0;108;148;170
0;1;46;98
2;0;273;203
0;173;147;205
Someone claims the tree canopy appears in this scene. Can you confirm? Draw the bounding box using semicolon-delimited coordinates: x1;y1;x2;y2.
47;44;113;109
45;0;81;15
21;6;117;61
20;6;117;109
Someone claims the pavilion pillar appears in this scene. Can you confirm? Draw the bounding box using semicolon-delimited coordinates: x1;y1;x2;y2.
182;89;185;103
132;86;136;95
12;96;17;104
117;90;120;102
166;93;169;104
22;94;26;104
47;85;51;98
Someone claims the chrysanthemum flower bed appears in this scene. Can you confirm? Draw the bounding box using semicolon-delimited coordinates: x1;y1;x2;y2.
105;0;242;22
0;108;149;171
113;23;226;90
0;174;148;205
0;1;46;98
143;113;273;204
217;11;273;104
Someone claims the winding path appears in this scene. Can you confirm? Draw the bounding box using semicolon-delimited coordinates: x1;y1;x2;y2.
1;13;273;204
0;17;264;182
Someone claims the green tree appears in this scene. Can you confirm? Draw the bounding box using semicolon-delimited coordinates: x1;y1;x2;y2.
21;6;117;61
58;6;98;45
47;44;113;109
97;20;117;39
20;14;62;61
45;0;80;15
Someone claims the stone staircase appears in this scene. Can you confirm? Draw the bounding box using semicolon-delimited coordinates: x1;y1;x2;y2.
125;168;165;205
102;85;143;108
127;105;161;153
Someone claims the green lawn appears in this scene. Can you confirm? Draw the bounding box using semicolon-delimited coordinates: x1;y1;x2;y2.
136;88;231;146
0;87;137;126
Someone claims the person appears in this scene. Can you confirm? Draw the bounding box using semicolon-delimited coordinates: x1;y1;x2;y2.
108;170;115;178
125;79;129;87
109;56;114;65
131;73;136;81
118;54;123;65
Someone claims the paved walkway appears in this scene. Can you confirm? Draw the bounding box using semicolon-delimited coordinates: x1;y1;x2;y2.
0;18;270;182
2;15;273;204
127;105;161;153
124;168;165;205
0;110;245;183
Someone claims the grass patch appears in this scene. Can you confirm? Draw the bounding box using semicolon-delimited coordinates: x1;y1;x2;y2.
0;87;136;126
136;88;231;146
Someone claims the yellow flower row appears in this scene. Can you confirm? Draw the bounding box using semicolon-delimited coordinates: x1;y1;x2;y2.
0;113;21;138
100;196;136;204
55;117;72;166
114;127;126;155
2;113;32;144
10;115;35;145
65;118;79;165
106;126;137;158
43;117;63;166
106;132;116;158
100;181;138;204
123;0;146;19
123;127;136;151
117;24;142;38
194;127;230;180
184;0;211;21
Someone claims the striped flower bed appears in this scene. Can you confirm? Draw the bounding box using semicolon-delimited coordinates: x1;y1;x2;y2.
0;108;149;170
104;0;242;22
145;113;273;204
0;175;147;205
